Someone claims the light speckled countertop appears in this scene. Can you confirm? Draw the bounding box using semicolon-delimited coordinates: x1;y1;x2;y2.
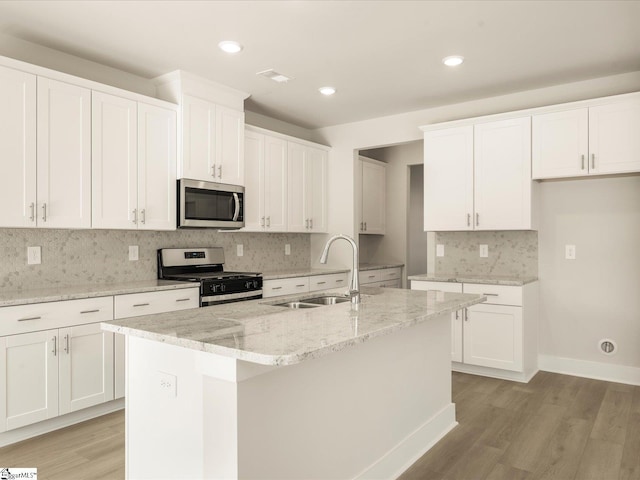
0;280;197;307
408;273;537;286
262;268;349;280
359;263;404;271
102;286;485;366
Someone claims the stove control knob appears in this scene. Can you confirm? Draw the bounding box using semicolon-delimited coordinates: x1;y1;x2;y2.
253;280;259;289
211;284;219;293
220;284;226;292
245;281;252;289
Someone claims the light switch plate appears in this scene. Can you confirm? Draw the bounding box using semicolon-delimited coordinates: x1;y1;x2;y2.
565;244;576;260
285;244;291;255
128;245;139;261
436;244;445;257
237;244;243;257
479;244;489;258
27;246;41;265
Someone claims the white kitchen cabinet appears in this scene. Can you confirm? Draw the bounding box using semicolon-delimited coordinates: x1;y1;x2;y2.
288;142;328;233
410;280;538;382
359;267;402;286
357;157;386;234
410;280;463;363
263;277;310;298
0;65;37;228
92;91;177;230
422;117;534;231
243;129;288;231
309;273;348;292
423;126;474;231
0;296;114;433
180;94;244;185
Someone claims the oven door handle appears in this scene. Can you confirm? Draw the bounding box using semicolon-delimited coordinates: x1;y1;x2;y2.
232;193;240;221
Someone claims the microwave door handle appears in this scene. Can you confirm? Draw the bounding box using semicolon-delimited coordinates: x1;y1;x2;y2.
232;193;240;221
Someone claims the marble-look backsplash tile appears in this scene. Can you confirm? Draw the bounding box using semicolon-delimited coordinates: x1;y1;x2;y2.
0;229;309;291
434;231;538;277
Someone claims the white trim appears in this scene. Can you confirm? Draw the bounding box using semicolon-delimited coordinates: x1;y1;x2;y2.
355;403;457;480
539;354;640;386
0;398;124;447
452;362;538;383
245;124;331;150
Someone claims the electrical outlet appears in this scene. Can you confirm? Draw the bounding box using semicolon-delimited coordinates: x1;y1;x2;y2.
237;244;243;257
436;244;445;257
479;244;489;258
157;371;177;398
565;244;576;260
27;246;41;265
285;244;291;255
129;245;139;261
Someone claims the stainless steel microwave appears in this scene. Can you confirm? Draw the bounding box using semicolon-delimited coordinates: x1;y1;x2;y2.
178;179;244;229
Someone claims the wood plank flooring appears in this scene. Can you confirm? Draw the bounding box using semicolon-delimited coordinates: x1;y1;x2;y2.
0;371;638;480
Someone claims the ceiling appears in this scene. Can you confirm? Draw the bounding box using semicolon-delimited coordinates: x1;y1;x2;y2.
0;1;639;129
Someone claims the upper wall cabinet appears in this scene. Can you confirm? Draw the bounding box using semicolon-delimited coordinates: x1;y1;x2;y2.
181;95;244;185
423;117;535;231
0;69;91;230
533;97;640;179
357;156;386;235
92;91;177;230
287;142;327;233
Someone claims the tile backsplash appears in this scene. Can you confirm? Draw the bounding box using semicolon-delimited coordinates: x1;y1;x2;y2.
0;229;310;291
434;230;538;277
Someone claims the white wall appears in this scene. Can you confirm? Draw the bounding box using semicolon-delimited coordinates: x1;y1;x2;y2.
538;176;640;372
312;70;640;378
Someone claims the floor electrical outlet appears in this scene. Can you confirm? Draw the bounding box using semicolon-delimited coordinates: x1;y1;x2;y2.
129;245;139;261
479;244;489;258
27;246;41;265
237;244;244;257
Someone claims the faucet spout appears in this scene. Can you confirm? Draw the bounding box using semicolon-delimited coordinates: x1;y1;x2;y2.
319;234;360;305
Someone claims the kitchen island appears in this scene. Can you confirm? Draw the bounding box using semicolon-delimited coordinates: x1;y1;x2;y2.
102;286;485;479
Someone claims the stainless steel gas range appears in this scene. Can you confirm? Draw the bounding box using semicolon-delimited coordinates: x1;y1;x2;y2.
157;247;262;306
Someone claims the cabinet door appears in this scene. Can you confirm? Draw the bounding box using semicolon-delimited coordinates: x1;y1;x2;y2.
423;126;474;231
307;147;327;232
181;94;216;181
589;99;640;175
37;77;91;229
216;106;245;186
0;66;37;228
0;330;58;432
91;91;138;229
463;304;523;372
532;108;588;179
59;323;114;415
138;103;177;231
361;158;386;234
264;136;287;231
287;142;307;232
474;117;532;230
243;130;266;231
114;333;126;400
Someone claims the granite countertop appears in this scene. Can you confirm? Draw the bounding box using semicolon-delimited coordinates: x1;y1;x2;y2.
407;273;538;286
0;280;197;307
262;268;350;280
102;286;485;366
359;263;404;271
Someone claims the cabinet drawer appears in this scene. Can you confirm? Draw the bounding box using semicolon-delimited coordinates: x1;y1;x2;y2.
463;283;522;306
309;273;348;292
367;279;401;288
360;267;401;285
359;271;380;284
410;280;463;293
263;278;310;298
114;288;199;319
0;296;114;337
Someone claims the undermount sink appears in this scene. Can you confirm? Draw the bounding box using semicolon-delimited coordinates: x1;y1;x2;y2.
273;296;351;309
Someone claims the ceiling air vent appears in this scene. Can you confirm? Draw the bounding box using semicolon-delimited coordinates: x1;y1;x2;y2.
256;69;292;83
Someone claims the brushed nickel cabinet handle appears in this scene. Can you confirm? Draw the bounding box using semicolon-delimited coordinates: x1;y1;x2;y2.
581;154;585;170
467;213;471;227
175;298;190;302
42;203;47;222
133;303;150;307
211;164;216;177
364;222;367;231
591;153;595;169
266;216;271;227
141;209;146;224
476;213;479;226
310;218;313;229
296;284;306;288
64;334;70;354
317;281;326;285
80;309;100;314
132;209;137;224
261;217;265;227
218;165;222;178
482;293;499;296
336;279;344;283
18;316;41;322
52;336;57;356
465;309;469;321
360;222;363;231
29;202;35;222
455;311;459;320
272;286;282;290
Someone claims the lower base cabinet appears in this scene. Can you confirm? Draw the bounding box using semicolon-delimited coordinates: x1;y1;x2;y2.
359;267;402;288
411;280;538;381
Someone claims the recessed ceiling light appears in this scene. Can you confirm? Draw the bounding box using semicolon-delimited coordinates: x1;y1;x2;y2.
442;55;464;67
319;86;336;96
218;41;243;54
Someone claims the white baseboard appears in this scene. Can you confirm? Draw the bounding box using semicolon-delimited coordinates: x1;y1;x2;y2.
356;403;457;480
452;363;538;383
0;399;125;447
539;354;640;386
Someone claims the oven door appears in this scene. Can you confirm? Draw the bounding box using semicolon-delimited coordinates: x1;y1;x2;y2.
178;179;244;229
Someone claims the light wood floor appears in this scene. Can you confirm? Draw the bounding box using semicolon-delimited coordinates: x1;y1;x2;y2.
1;371;638;480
